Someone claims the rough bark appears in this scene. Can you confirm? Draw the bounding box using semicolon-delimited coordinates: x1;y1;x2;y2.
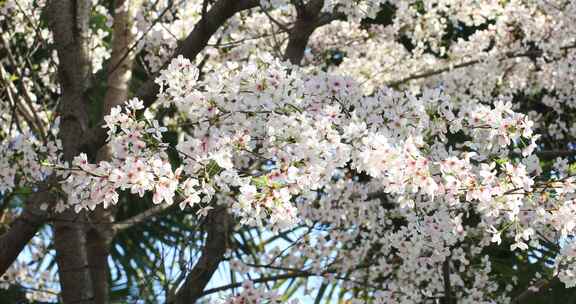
169;207;233;304
47;0;95;301
102;0;136;116
85;208;115;304
53;211;94;304
47;0;92;158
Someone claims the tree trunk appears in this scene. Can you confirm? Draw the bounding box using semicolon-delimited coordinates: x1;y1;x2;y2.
47;0;95;301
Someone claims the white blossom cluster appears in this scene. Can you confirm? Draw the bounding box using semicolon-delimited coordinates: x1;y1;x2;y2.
1;0;576;301
217;280;299;304
64;52;576;299
0;236;58;302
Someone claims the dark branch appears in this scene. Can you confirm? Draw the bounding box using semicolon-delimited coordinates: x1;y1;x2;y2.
80;0;260;156
112;204;173;232
512;278;551;303
137;0;260;108
200;272;314;297
169;207;233;304
284;0;345;65
387;44;576;87
0;189;51;276
441;258;454;304
536;149;576;159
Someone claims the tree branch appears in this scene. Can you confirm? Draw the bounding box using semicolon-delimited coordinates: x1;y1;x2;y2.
536;149;576;159
441;258;454;304
137;0;260;107
512;278;551;303
169;206;233;304
386;44;576;87
284;0;324;64
200;272;314;297
112;203;173;233
283;0;345;65
80;0;260;156
0;190;51;276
